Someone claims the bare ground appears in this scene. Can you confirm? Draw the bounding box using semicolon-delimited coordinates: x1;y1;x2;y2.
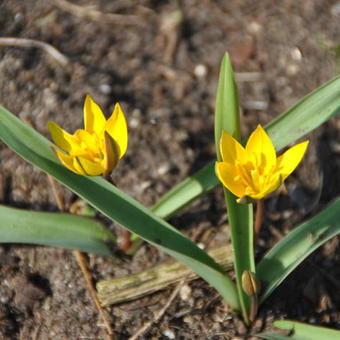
0;0;339;339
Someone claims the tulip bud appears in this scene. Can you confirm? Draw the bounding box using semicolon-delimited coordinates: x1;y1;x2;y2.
241;270;260;296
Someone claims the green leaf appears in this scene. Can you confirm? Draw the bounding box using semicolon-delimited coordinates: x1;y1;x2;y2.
257;319;340;340
0;104;240;311
257;198;340;303
0;204;116;256
214;53;254;324
151;162;216;220
152;75;340;220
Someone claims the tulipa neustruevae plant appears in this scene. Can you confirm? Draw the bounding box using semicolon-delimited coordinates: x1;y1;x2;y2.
0;53;339;330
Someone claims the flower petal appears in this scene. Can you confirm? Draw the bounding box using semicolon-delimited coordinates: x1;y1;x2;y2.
83;95;107;135
246;125;276;170
48;122;78;153
74;129;99;155
103;131;119;176
76;156;104;176
105;103;128;158
276;141;309;180
52;147;81;175
249;173;282;200
215;161;247;198
219;130;247;164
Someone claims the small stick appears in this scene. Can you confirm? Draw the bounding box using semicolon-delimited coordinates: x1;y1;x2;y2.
97;246;233;306
254;199;264;240
0;37;69;66
48;177;114;339
73;250;114;338
47;175;65;211
128;280;185;340
105;175;132;252
53;0;144;26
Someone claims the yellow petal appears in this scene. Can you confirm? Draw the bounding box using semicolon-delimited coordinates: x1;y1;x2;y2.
246;125;276;170
219;130;247;164
83;95;107;135
74;129;99;154
48;122;79;153
215;161;247;198
103;131;119;176
105;103;128;158
249;174;282;200
76;156;104;176
276;141;309;180
52;147;82;175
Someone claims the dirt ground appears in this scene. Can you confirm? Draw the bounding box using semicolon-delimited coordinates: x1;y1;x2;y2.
0;0;339;339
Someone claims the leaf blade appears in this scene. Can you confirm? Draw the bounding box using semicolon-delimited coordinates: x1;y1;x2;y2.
257;198;340;302
214;53;254;323
257;320;340;340
0;205;116;256
0;104;240;311
152;76;340;220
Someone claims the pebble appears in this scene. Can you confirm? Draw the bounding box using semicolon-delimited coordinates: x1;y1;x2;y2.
183;315;194;324
286;64;299;76
179;284;192;301
163;329;176;339
248;21;262;34
331;3;340;16
99;84;111;94
157;163;171;176
130;117;140;128
197;242;205;249
230;37;254;66
290;47;302;61
194;64;208;78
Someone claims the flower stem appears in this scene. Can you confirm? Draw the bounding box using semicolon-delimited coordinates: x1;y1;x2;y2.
254;199;264;242
105;174;132;253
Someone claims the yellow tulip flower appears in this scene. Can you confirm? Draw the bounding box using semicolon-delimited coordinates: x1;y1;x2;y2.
48;95;128;176
215;125;309;202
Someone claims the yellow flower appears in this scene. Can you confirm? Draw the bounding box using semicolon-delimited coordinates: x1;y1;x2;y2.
215;125;309;202
48;95;128;176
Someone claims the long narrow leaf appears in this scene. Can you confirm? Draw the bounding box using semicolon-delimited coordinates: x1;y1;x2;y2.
0;205;116;256
257;319;340;340
152;76;340;220
215;53;254;323
257;198;340;302
0;105;240;311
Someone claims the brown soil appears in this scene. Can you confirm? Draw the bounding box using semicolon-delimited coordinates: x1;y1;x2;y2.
0;0;339;339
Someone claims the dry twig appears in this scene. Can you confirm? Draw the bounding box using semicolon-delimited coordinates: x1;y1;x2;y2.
97;246;233;306
48;177;114;339
53;0;144;26
128;280;185;340
0;37;69;66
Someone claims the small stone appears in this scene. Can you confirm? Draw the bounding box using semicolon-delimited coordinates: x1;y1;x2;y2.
290;47;302;61
183;315;194;324
282;210;293;219
162;329;176;339
179;284;192;301
197;242;205;249
248;21;262;34
194;64;208;78
157;164;171;176
331;3;340;16
230;37;254;66
99;84;111;94
130;117;140;128
286;64;299;76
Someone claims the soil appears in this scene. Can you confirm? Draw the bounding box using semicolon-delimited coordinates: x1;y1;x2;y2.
0;0;339;339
